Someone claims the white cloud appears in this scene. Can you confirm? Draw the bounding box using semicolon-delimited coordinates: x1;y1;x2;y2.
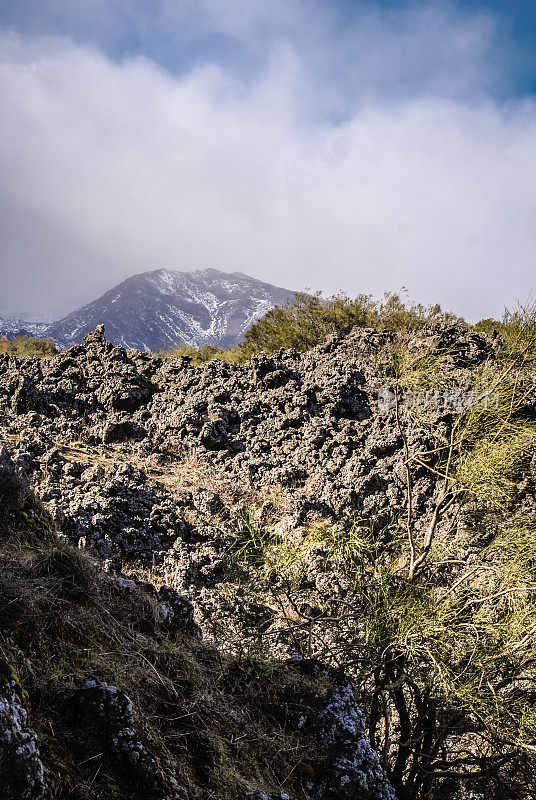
0;3;535;320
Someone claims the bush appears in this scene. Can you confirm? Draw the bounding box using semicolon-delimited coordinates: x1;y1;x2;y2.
0;335;56;358
241;290;461;357
476;300;536;366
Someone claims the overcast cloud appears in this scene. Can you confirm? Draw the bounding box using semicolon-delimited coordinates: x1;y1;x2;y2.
0;1;535;320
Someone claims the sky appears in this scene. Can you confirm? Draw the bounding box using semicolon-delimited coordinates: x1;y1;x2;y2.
1;1;536;321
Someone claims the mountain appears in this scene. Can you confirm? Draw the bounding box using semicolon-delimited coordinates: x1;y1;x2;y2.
46;268;297;351
0;315;50;340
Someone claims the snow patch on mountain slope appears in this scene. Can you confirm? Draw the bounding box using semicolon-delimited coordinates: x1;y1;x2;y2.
0;315;51;339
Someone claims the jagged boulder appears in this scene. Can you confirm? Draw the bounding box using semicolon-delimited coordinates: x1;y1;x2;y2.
0;448;30;522
74;680;170;794
0;679;46;800
312;683;395;799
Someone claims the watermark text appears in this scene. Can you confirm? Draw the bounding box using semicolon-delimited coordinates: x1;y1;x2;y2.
377;388;499;413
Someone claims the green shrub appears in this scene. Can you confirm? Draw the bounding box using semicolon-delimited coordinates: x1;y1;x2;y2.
241;290;460;357
0;335;56;358
457;422;536;511
476;300;536;367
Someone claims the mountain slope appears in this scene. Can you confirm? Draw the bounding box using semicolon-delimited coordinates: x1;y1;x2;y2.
47;268;297;351
0;315;50;340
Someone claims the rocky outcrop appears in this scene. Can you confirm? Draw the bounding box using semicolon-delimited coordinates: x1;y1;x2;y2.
2;325;495;504
0;679;46;800
313;682;395;799
288;658;395;800
74;681;165;793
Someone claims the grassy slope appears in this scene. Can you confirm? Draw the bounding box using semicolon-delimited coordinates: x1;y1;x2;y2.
0;490;337;800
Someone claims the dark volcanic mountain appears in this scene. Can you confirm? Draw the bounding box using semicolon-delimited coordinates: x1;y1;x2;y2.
47;268;296;351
